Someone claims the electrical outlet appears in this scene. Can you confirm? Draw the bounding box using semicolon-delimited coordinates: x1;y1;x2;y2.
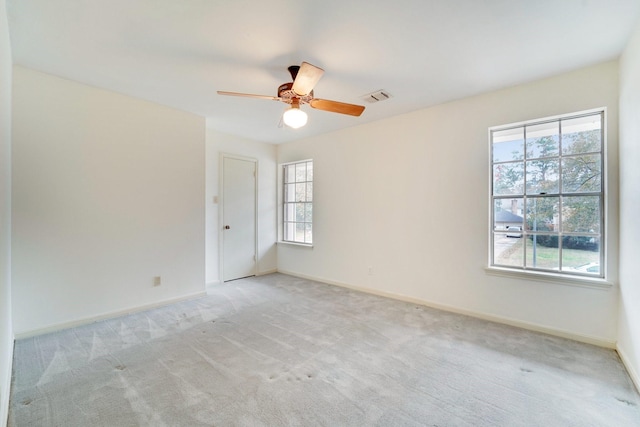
368;266;373;275
153;276;162;286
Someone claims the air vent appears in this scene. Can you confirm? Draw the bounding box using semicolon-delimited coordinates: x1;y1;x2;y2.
361;90;392;103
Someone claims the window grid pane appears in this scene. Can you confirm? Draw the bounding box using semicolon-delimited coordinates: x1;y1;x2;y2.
283;160;313;244
490;111;604;278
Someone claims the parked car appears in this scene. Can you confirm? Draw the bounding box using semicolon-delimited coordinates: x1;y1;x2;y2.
565;262;600;274
506;226;522;238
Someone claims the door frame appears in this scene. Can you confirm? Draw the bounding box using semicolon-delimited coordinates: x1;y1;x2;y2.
219;153;259;282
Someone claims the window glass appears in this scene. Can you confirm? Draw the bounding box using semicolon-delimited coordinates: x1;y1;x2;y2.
526;121;559;159
283;160;313;244
493;198;524;231
561;154;601;193
306;182;313;202
562;196;600;233
526;197;558;232
492;128;524;162
562;115;601;155
493;236;524;267
493;163;524;196
525;159;559;195
490;111;604;278
526;237;559;270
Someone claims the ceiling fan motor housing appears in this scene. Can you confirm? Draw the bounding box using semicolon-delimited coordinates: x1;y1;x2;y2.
277;82;313;104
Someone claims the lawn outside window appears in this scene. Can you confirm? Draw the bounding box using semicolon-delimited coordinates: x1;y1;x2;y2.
282;160;313;245
489;109;605;280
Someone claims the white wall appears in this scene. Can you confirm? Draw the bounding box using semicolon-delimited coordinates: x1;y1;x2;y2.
11;67;206;336
205;123;277;286
278;61;620;346
618;17;640;390
0;1;12;424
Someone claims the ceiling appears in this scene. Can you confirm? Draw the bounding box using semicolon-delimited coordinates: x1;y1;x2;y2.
7;0;640;144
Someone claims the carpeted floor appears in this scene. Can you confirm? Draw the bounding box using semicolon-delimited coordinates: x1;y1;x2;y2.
9;273;640;426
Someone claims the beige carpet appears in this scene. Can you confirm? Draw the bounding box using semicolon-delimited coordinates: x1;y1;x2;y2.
9;273;640;426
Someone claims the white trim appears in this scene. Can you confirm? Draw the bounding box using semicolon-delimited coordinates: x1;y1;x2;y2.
207;270;276;293
488;107;607;132
14;291;206;340
485;266;614;289
617;345;640;394
257;268;278;276
280;158;313;167
0;336;14;427
205;281;221;293
277;241;313;248
278;269;616;349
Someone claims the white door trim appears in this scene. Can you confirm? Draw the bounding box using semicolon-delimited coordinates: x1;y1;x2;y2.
219;153;259;282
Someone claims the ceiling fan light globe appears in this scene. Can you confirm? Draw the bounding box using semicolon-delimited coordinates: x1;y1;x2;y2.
283;107;308;129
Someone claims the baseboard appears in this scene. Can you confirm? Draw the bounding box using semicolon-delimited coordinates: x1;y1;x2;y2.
617;345;640;394
1;336;14;427
277;269;617;349
207;269;277;292
257;268;277;276
206;281;220;293
14;290;207;340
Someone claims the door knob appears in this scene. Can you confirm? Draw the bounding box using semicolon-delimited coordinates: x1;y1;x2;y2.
224;225;230;230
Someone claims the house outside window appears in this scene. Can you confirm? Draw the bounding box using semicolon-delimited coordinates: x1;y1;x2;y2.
283;160;313;244
490;110;605;278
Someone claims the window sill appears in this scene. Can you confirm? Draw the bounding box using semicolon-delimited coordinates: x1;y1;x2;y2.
278;241;314;248
485;266;614;290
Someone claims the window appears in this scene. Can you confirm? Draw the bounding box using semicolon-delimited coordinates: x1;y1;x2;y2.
490;110;604;278
283;160;313;244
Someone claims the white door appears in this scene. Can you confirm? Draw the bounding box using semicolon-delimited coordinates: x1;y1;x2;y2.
222;156;257;281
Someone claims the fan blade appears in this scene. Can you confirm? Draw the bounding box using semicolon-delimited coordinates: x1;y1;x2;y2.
217;91;280;101
310;99;365;116
292;62;324;96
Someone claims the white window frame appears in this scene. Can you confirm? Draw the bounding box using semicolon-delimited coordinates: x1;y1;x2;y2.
281;159;313;245
487;108;611;287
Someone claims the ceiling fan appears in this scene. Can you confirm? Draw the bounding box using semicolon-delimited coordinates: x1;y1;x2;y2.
217;62;365;129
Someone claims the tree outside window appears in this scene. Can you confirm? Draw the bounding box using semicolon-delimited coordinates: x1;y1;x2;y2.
491;111;604;277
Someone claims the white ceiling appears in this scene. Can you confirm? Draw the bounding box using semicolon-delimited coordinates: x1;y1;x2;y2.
7;0;640;144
